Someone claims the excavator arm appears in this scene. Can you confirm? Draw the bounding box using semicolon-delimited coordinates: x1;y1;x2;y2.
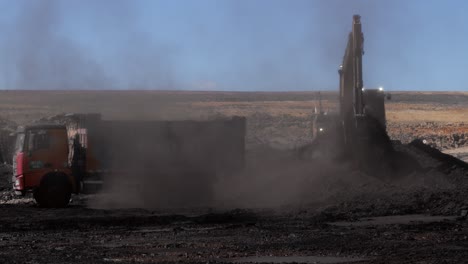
339;15;366;152
338;15;400;176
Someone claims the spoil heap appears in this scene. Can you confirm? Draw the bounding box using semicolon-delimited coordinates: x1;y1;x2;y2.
316;139;468;220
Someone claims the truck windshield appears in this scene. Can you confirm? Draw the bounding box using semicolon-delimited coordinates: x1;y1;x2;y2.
14;133;25;154
27;130;50;152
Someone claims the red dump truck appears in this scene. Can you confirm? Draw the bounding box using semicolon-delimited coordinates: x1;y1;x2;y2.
12;114;246;207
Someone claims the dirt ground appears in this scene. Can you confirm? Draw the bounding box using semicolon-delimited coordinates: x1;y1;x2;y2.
0;91;467;263
1;202;468;264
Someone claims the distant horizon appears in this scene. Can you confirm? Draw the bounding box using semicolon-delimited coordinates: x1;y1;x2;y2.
0;89;466;94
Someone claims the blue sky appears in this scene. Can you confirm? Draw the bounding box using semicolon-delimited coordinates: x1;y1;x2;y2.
0;0;467;91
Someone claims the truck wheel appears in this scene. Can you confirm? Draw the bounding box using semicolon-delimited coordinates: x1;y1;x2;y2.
34;173;72;208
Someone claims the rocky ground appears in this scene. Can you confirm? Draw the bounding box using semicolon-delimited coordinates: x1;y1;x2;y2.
0;198;468;263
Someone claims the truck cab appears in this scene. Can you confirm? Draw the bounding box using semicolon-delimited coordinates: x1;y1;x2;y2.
13;124;76;207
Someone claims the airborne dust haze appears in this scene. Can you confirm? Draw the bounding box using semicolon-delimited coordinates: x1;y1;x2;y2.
1;0;401;91
3;0;174;90
2;1;410;209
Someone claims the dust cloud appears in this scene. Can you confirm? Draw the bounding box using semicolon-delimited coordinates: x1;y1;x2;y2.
89;134;373;210
87;125;451;210
1;1;436;209
2;0;174;90
6;0;109;90
88;117;245;209
1;0;406;91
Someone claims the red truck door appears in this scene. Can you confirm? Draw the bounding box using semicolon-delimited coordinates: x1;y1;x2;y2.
23;128;70;189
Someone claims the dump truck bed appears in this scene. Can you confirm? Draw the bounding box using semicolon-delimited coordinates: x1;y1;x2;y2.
64;114;246;193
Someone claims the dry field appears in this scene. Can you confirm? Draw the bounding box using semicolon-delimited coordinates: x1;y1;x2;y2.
1;90;465;121
0;90;465;149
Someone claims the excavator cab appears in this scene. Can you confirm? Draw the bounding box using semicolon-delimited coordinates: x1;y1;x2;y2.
362;88;387;129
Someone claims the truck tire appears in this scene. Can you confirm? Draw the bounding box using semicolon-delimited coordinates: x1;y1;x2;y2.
34;172;72;208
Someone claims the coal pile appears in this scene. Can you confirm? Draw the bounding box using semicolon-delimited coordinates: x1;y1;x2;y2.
0;163;12;191
0;163;14;203
0;117;16;203
315;139;468;220
0;118;17;164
